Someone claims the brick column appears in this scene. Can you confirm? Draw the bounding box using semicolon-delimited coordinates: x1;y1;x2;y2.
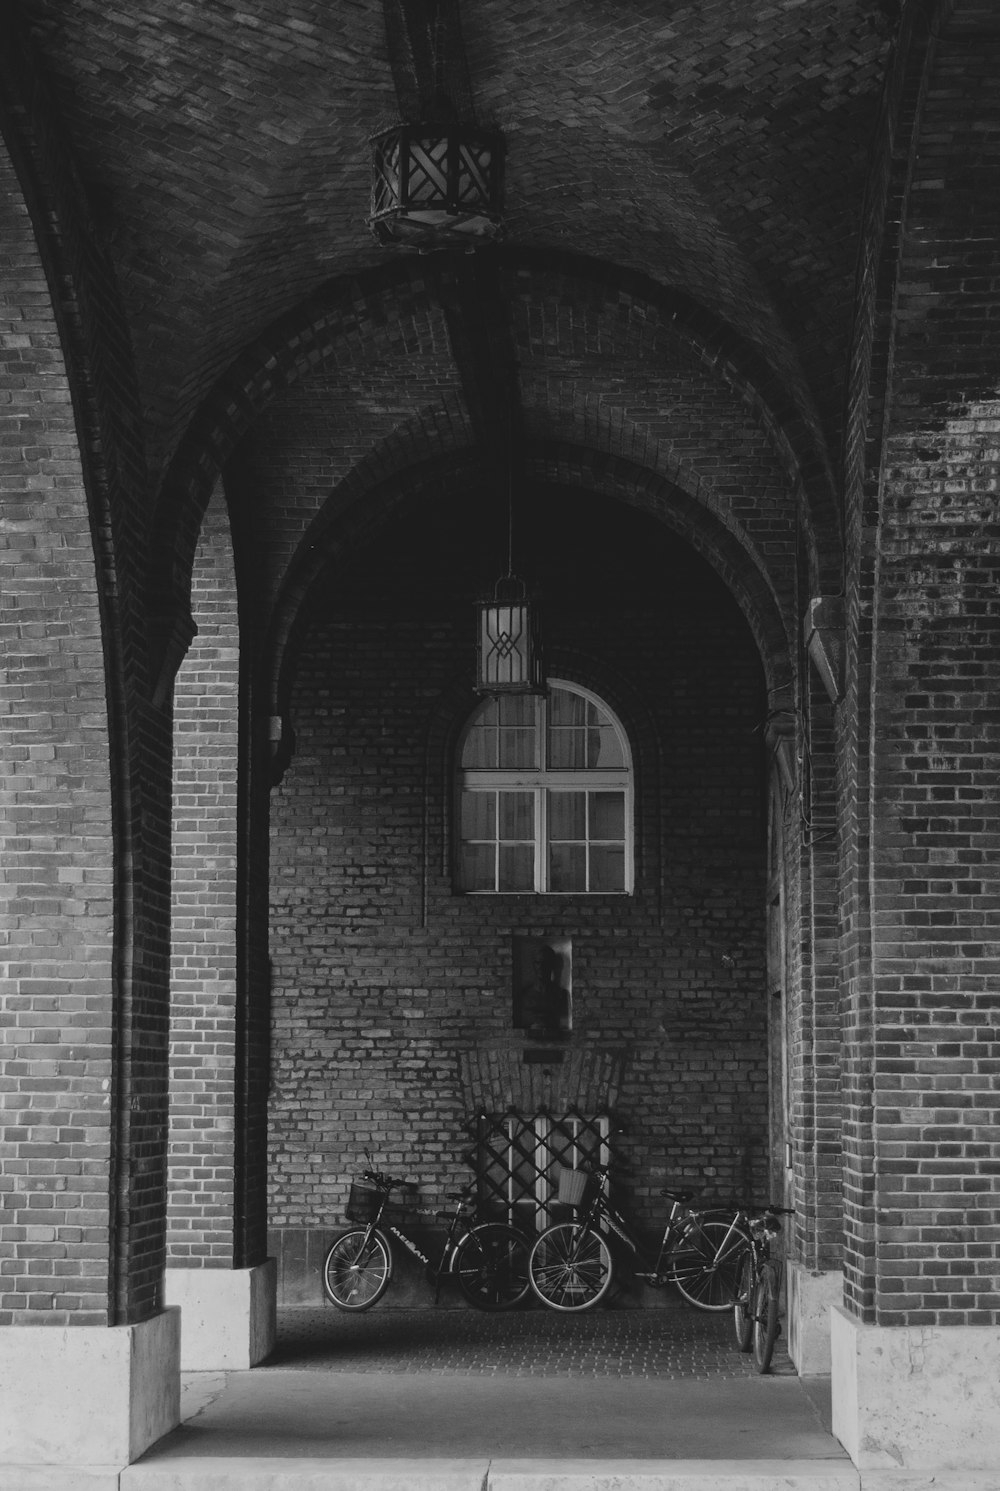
164;487;276;1368
786;668;845;1375
834;4;1000;1476
0;130;178;1477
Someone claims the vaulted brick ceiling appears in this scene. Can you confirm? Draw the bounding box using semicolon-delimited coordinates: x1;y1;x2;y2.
22;0;893;491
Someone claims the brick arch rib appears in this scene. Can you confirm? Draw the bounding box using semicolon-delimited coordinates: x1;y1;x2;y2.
150;250;834;705
264;445;793;776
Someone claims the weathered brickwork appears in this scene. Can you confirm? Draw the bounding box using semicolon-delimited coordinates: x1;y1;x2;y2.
0;141;116;1326
167;490;240;1266
790;673;844;1274
1;21;174;1326
267;491;770;1296
841;0;1000;1325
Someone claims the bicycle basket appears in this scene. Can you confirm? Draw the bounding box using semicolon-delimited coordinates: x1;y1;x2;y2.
345;1180;382;1224
556;1165;588;1207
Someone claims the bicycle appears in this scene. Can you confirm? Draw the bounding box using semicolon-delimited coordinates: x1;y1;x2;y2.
732;1205;793;1372
527;1164;748;1313
322;1162;532;1312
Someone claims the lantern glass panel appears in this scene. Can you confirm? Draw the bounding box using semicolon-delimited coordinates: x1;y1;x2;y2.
477;599;537;692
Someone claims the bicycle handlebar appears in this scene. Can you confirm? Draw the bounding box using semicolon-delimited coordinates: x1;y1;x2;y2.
361;1168;407;1191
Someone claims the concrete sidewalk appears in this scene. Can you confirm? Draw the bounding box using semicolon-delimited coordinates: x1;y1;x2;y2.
122;1370;851;1490
120;1307;854;1491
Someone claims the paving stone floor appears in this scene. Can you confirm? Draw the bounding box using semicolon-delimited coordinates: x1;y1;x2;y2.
263;1304;795;1378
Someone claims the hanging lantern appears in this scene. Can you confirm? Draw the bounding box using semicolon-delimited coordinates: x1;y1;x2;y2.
368;123;504;248
475;575;542;695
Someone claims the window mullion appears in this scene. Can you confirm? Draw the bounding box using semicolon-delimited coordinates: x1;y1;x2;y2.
536;786;545;892
493;788;502;893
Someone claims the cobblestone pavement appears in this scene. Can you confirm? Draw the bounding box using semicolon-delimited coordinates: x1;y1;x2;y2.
263;1305;795;1378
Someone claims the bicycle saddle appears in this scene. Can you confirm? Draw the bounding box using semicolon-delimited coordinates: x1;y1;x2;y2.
659;1187;696;1204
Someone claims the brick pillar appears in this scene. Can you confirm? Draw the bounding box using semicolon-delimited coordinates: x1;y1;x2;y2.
164;487;275;1368
0;128;178;1476
786;667;845;1375
834;4;1000;1476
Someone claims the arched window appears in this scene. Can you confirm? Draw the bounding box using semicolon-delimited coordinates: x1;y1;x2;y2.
457;680;633;894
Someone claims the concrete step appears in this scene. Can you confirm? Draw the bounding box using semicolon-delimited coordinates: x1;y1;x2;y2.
121;1459;862;1491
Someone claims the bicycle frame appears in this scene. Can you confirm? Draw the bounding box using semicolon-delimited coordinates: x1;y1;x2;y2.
733;1205;793;1371
574;1177;744;1287
357;1178;483;1293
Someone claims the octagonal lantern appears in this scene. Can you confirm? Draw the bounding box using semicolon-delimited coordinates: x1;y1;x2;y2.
368;123;505;248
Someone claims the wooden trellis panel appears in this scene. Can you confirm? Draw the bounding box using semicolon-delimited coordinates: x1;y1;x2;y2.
472;1110;610;1234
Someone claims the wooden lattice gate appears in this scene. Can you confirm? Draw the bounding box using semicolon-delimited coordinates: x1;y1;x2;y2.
473;1110;611;1234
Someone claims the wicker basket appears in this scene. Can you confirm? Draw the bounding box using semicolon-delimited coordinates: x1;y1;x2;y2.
345;1180;382;1224
557;1165;587;1207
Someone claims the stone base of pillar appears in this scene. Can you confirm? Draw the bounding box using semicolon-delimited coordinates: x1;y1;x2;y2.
832;1303;1000;1483
786;1261;842;1375
0;1308;180;1489
164;1258;277;1370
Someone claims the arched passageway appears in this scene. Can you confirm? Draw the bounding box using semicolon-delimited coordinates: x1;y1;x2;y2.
6;5;1000;1484
264;482;779;1303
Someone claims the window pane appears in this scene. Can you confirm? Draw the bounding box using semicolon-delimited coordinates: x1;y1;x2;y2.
548;791;585;841
548;726;588;769
461;843;496;891
592;727;624;768
549;843;586;892
461;791;496;840
548;687;587;726
499;727;536;769
462;729;496;768
591;791;625;839
499;791;534;841
499;844;535;892
498;695;536;726
590;845;625;892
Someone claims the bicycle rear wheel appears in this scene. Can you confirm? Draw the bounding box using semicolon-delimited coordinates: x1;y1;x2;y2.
733;1249;754;1351
752;1263;781;1373
322;1227;392;1311
672;1218;747;1311
454;1223;531;1311
529;1222;613;1312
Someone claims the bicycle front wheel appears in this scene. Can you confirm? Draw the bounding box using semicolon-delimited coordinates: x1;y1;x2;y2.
733;1250;754;1351
454;1223;531;1311
322;1227;392;1311
529;1222;613;1312
752;1263;781;1373
672;1218;747;1312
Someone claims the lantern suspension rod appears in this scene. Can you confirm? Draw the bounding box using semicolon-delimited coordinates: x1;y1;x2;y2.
505;398;515;579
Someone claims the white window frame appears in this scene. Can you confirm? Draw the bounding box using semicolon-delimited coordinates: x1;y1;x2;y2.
456;678;634;895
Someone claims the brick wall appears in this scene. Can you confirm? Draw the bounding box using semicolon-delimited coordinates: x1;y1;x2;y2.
266;488;769;1303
